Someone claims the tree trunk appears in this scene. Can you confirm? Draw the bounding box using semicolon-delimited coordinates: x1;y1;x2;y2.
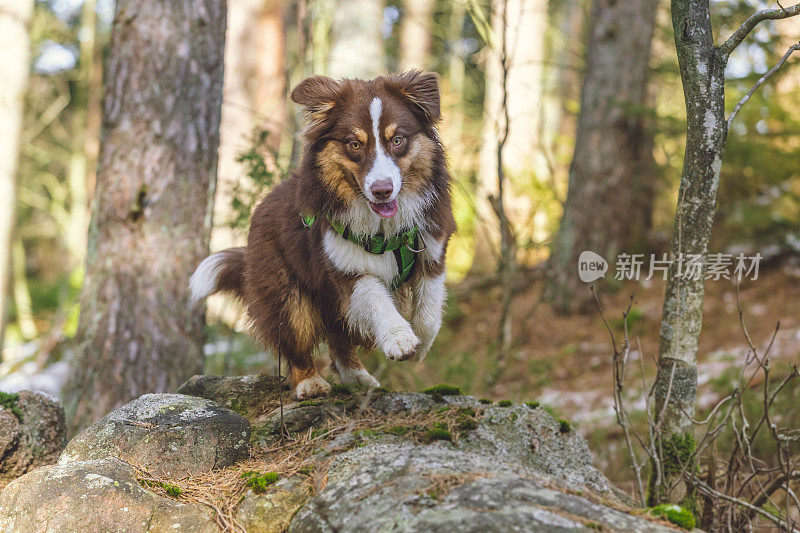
399;0;435;71
472;0;548;274
649;0;727;506
0;0;33;350
63;0;227;433
328;0;384;79
546;0;658;313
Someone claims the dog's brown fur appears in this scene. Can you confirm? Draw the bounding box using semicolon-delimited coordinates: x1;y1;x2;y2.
191;71;455;398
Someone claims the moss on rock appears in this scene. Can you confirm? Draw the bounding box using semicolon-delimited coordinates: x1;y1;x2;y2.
0;392;23;421
650;504;696;529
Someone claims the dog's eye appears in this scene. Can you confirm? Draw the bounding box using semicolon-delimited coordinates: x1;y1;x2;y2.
391;136;404;147
347;140;362;151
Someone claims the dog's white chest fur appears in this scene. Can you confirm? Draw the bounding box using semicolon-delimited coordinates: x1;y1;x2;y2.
323;230;399;286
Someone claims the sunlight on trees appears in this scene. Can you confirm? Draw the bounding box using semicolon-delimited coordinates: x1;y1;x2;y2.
3;0;800;526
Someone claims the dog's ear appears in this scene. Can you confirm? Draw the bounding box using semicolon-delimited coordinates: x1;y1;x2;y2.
291;76;342;123
387;70;441;123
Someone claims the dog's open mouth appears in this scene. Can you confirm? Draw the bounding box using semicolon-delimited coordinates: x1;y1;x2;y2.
369;199;398;219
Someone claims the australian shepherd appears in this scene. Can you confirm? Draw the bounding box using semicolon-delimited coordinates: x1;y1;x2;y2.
190;70;455;399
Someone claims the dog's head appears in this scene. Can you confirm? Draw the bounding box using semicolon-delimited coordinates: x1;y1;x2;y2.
292;71;442;220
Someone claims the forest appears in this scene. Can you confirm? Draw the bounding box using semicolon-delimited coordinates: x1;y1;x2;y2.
1;0;799;531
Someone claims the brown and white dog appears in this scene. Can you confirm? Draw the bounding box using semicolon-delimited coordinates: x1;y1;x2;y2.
190;71;455;399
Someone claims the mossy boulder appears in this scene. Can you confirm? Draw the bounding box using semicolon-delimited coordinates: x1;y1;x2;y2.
59;393;250;476
1;376;683;532
0;458;214;532
292;445;677;532
236;476;312;533
178;373;286;421
0;390;67;489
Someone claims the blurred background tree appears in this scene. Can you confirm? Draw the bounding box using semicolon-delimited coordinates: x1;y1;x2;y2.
0;0;34;351
59;0;227;432
546;0;659;314
2;0;799;516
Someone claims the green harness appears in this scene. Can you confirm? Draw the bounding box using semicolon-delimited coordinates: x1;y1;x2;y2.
301;213;420;291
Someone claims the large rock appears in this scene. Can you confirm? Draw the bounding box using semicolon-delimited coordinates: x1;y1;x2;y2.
178;373;286;421
291;444;674;532
236;476;312;533
0;390;66;489
180;378;675;530
59;393;250;476
0;458;214;532
0;377;679;532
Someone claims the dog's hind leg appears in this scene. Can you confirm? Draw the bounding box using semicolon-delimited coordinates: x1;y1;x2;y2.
327;331;380;389
249;283;330;399
286;288;330;399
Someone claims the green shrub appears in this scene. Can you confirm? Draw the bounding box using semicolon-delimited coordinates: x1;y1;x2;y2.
479;398;492;405
558;419;572;434
497;400;512;407
525;401;540;409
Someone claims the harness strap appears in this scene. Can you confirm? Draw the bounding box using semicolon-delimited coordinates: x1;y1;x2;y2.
301;212;419;290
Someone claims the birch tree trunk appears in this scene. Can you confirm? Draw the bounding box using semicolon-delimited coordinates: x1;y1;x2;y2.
649;0;728;506
63;0;227;433
546;0;658;314
399;0;435;71
328;0;384;79
0;0;33;350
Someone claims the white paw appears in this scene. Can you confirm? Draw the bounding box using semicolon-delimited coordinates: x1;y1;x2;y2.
381;324;420;361
294;375;331;399
338;366;380;388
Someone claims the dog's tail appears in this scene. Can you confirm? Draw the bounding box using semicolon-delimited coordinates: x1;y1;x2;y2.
190;247;246;303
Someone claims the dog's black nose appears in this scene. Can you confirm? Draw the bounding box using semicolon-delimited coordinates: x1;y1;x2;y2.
370;179;393;201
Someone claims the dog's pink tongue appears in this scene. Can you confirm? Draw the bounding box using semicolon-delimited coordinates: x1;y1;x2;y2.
369;199;398;219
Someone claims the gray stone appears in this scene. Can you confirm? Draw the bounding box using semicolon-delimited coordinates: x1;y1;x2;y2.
0;458;214;532
370;394;611;493
178;373;286;422
290;445;676;532
59;393;250;476
0;390;67;489
0;376;678;532
236;476;312;533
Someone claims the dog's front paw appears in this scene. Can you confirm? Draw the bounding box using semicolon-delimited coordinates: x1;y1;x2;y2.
381;325;420;361
295;375;331;399
338;366;380;388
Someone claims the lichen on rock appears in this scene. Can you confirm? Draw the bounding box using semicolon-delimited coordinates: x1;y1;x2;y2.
0;458;215;532
59;393;250;476
0;377;683;532
0;390;67;490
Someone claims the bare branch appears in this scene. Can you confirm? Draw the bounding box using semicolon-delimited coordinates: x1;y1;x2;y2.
720;3;800;56
728;42;800;129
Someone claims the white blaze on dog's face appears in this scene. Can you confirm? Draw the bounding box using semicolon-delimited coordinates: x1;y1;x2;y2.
290;71;442;223
362;97;403;218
